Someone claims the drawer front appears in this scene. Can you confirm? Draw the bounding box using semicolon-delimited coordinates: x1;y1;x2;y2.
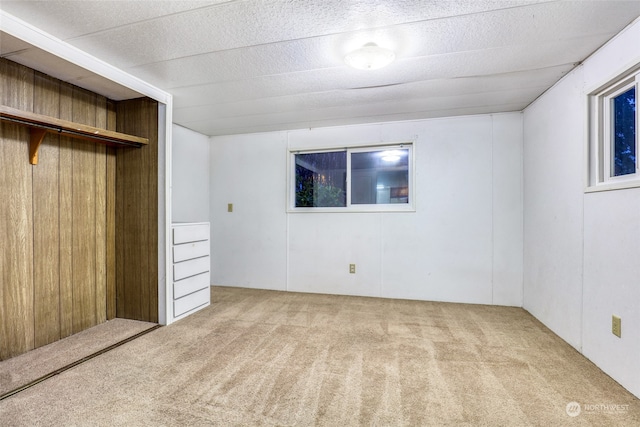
173;256;210;281
173;224;209;244
174;272;210;299
174;287;209;317
173;240;209;263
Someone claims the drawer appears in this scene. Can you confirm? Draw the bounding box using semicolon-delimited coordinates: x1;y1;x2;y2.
174;272;210;299
174;287;209;317
173;240;209;263
173;256;210;281
173;223;209;244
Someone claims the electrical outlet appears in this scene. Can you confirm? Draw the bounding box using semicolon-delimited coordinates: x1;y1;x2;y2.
349;264;356;274
612;315;621;338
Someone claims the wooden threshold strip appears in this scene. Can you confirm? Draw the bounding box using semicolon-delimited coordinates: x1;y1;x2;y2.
0;104;148;164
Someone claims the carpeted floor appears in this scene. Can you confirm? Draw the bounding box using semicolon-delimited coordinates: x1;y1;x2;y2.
1;286;638;426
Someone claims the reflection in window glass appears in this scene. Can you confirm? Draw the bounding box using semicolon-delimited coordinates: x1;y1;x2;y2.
612;86;636;176
295;151;347;207
351;149;409;204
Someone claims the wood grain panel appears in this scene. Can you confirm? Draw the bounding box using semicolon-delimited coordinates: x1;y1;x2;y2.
138;102;151;321
146;99;159;322
119;101;145;320
95;96;108;325
0;123;35;360
0;59;35;360
32;72;61;348
116;98;159;322
0;59;34;111
71;87;98;334
106;102;117;320
58;83;74;339
146;101;159;323
115;136;126;318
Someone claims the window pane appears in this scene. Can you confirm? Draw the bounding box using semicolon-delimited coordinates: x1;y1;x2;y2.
295;151;346;207
351;149;409;204
612;86;636;176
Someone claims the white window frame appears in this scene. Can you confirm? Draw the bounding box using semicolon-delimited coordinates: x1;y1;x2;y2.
288;142;415;213
586;63;639;192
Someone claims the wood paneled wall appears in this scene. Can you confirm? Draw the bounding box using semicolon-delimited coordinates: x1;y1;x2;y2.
0;58;116;360
0;58;159;360
115;99;159;323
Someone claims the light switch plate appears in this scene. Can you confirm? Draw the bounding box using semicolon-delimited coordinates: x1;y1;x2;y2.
612;315;621;338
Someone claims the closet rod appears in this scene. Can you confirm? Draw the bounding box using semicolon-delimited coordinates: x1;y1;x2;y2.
1;115;144;148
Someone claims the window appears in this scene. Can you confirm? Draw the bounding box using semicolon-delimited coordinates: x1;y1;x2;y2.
290;144;413;211
607;85;636;177
588;65;639;190
295;151;347;207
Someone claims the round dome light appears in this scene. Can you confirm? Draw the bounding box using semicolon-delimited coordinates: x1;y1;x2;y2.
344;43;395;70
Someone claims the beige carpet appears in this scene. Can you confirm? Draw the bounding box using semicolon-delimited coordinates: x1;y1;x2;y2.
1;286;638;426
0;318;157;397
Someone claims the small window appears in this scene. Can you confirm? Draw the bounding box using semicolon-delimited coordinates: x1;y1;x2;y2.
609;85;636;177
290;144;413;211
295;151;346;207
351;148;409;205
588;66;639;190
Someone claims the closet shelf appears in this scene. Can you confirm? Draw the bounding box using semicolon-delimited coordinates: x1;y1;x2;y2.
0;104;148;165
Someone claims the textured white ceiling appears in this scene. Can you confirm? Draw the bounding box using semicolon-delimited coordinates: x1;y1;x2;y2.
1;0;640;136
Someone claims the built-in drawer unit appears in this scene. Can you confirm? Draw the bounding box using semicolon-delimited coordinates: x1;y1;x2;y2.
171;222;210;320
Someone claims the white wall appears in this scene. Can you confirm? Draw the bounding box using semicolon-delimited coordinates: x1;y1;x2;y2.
523;18;640;397
172;124;210;222
209;131;288;290
522;68;586;350
209;113;523;306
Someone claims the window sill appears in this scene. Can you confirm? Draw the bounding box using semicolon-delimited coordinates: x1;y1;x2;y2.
585;179;640;193
287;205;416;213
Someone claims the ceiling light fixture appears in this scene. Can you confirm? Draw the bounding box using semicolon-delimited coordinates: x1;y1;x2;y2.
344;43;395;70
